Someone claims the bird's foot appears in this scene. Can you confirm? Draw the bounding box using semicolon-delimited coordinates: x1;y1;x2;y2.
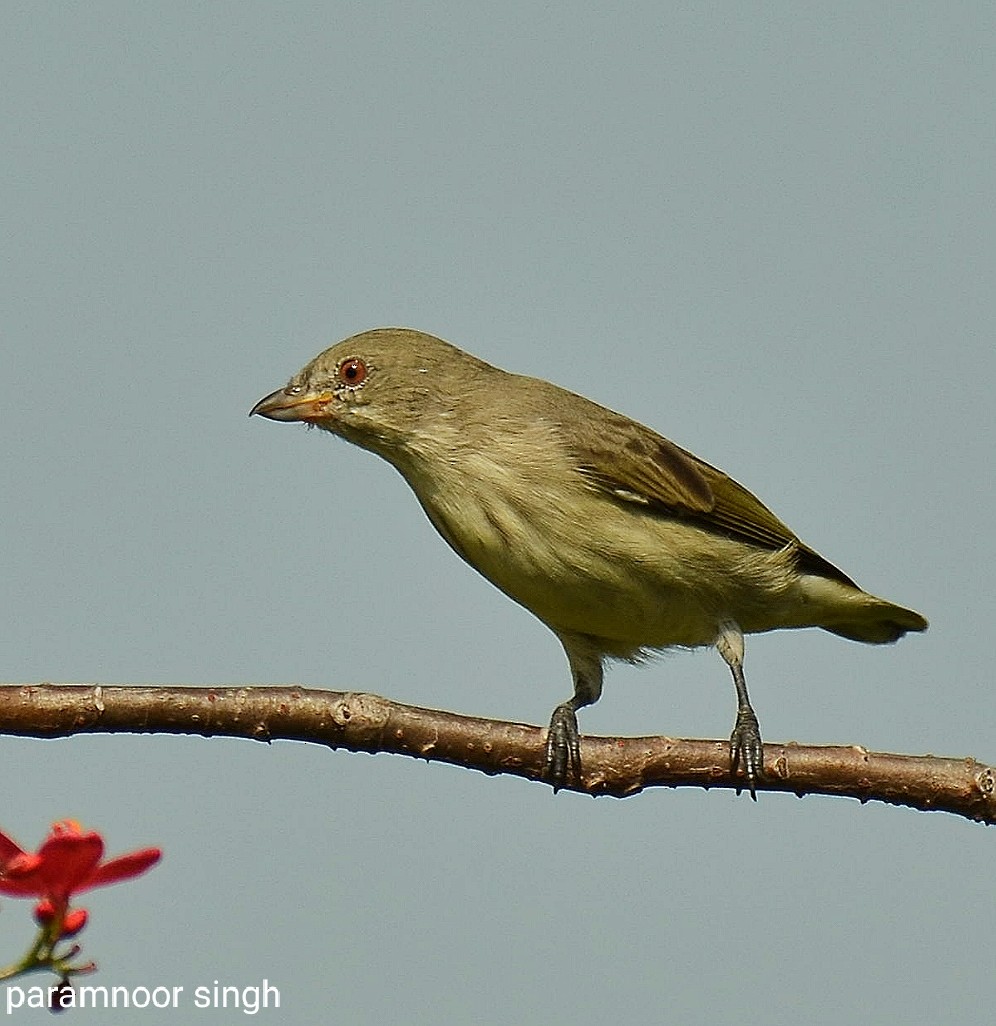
729;707;763;800
545;702;581;792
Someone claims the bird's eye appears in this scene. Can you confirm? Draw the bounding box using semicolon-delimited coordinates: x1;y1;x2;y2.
337;358;367;388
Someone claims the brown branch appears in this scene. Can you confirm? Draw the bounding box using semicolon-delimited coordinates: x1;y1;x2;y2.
1;684;993;824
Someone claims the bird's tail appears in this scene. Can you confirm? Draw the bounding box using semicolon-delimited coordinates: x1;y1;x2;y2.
799;575;928;644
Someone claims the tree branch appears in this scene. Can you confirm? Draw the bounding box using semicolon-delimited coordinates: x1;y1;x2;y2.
2;684;993;824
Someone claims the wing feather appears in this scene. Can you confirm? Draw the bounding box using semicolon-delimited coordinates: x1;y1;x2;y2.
571;411;856;587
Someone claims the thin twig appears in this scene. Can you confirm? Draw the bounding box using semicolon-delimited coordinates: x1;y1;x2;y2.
1;684;992;823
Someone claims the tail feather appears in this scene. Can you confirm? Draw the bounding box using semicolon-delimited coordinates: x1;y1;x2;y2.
799;575;928;644
826;602;928;644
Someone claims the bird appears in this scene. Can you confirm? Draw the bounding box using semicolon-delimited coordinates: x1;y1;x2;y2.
251;327;927;794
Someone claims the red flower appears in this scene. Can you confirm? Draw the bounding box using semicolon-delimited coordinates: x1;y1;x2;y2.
0;821;160;902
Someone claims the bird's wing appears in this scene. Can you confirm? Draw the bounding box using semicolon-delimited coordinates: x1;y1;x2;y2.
571;412;856;586
572;413;716;512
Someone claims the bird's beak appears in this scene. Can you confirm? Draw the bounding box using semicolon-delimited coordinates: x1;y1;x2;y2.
249;388;335;422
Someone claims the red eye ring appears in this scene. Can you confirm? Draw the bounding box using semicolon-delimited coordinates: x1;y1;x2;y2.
337;357;367;387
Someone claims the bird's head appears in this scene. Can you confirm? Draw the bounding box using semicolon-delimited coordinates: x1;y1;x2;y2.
250;327;495;462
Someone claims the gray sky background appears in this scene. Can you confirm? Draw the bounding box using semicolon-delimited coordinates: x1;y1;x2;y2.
3;4;993;1023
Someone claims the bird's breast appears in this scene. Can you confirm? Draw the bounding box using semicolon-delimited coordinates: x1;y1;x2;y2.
400;447;777;650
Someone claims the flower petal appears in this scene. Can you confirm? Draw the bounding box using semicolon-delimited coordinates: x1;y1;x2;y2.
34;832;105;897
84;848;162;891
0;829;25;867
0;853;47;897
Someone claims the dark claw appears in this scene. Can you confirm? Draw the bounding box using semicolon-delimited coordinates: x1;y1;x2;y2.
729;707;763;800
545;702;581;791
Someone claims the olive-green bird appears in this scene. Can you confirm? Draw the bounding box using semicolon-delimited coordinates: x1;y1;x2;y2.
251;327;927;793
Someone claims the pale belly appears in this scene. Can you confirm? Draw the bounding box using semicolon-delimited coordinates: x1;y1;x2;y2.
417;479;808;652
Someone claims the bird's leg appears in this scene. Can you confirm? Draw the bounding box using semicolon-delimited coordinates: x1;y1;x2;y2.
546;638;604;791
715;619;763;799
